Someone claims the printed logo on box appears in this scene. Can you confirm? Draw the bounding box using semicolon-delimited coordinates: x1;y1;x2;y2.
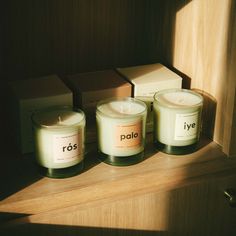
53;131;83;163
174;112;199;140
114;121;142;148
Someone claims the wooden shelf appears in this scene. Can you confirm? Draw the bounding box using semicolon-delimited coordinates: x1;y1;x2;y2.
1;1;236;234
1;135;236;225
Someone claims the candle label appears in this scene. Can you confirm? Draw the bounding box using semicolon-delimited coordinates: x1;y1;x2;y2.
174;112;199;140
114;121;142;148
53;132;83;163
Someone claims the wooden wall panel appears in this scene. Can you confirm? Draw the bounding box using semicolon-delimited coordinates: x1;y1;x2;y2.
223;0;236;156
162;0;234;154
1;0;163;81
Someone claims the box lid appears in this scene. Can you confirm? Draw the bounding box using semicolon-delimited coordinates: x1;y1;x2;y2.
116;63;182;86
9;75;72;99
66;70;131;92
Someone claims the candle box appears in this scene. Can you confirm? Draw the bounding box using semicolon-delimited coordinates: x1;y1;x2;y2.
116;63;182;132
64;70;132;142
8;75;73;154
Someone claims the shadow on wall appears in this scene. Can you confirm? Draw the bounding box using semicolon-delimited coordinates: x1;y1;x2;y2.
0;0;176;80
193;89;217;140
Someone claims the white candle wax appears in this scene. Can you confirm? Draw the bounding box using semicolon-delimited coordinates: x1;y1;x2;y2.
32;107;85;169
153;89;203;148
96;97;147;159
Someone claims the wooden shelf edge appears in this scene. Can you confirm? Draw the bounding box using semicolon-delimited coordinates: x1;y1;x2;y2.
1;137;236;221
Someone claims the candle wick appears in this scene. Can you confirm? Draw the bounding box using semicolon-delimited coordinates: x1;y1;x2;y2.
120;105;124;113
58;116;62;123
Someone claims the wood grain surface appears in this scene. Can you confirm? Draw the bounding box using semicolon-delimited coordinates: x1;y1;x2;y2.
0;136;236;235
163;0;235;156
0;135;235;216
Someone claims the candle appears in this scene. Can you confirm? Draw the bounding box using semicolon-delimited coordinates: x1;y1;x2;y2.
96;97;147;166
32;106;85;178
153;89;203;154
136;96;154;132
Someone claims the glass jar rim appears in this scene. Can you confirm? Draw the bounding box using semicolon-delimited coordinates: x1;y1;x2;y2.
96;97;147;118
154;88;203;109
31;105;85;129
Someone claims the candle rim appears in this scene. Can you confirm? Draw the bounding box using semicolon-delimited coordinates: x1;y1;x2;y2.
96;97;147;118
31;106;85;129
154;88;203;108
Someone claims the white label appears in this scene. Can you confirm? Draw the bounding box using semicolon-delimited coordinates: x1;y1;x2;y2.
53;132;83;163
174;112;199;140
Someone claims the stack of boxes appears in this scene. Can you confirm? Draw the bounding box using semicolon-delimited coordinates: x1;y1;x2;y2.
8;63;182;154
64;70;132;142
8;75;73;154
116;63;182;132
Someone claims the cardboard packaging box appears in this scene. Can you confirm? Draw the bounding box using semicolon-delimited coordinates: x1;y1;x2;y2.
65;70;132;142
8;75;73;154
116;63;182;132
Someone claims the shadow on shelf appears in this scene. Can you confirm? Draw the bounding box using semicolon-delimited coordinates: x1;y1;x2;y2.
0;223;169;236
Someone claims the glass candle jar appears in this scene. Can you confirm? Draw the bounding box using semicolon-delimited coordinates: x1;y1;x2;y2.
136;96;154;133
32;106;85;178
96;97;147;166
153;89;203;155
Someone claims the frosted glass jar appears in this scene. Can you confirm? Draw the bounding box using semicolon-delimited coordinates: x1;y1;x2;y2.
32;106;85;178
153;89;203;154
96;97;147;166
